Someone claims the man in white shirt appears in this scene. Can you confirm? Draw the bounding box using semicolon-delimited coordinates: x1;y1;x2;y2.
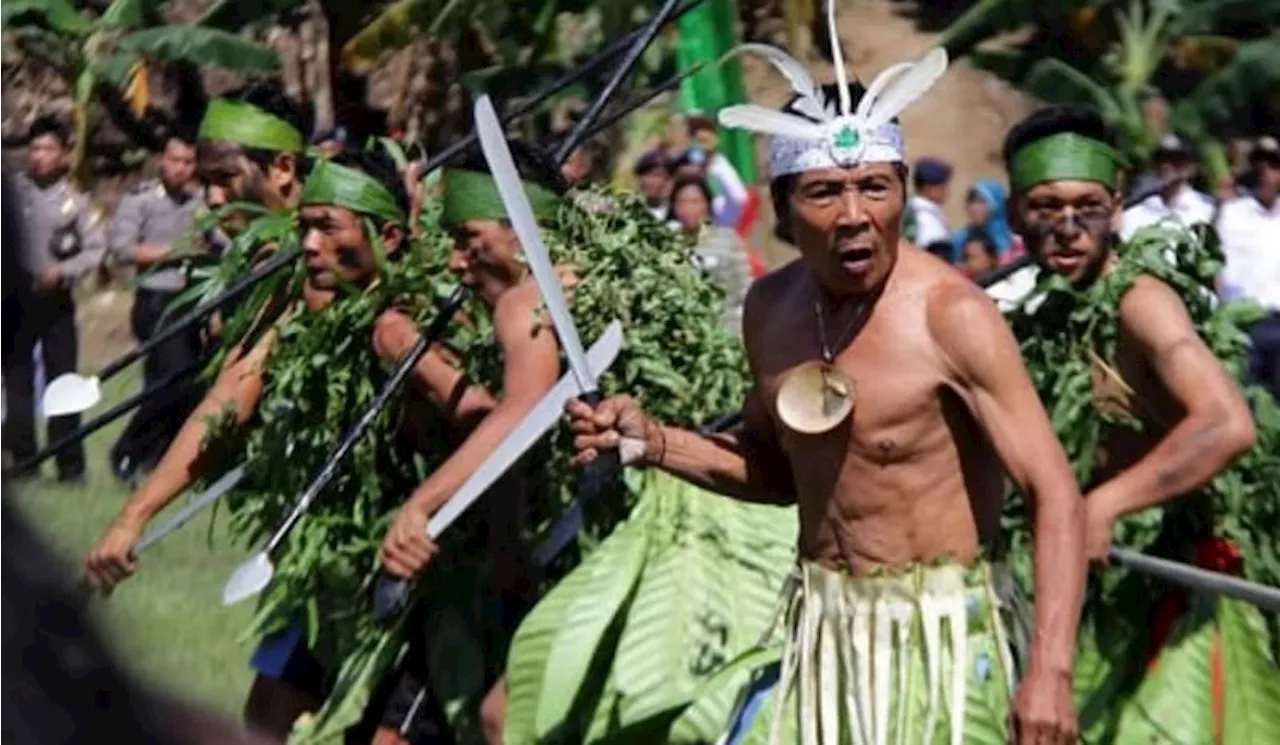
1217;135;1280;398
908;156;952;253
1119;133;1216;242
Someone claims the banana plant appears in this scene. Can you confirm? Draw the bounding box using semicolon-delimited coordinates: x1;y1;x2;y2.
3;0;280;187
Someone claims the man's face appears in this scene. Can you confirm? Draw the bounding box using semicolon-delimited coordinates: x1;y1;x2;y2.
198;142;266;236
159;139;197;192
1154;153;1193;184
27;134;65;181
787;162;905;295
299;204;399;291
1254;154;1280;196
637;169;671;206
447;218;526;303
1013;178;1118;286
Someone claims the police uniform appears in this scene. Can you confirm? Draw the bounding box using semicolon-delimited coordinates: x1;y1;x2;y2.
3;174;107;480
107;178;205;481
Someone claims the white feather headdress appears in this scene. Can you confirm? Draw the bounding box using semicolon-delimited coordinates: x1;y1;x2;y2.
717;0;948;178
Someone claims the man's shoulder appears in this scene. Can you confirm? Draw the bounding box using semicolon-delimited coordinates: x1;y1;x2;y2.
124;178;162;197
1115;274;1193;337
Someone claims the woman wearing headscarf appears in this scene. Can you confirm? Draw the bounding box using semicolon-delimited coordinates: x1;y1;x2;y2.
950;178;1020;265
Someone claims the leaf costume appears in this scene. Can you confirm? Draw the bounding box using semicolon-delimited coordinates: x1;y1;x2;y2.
1004;224;1280;744
190;159;792;744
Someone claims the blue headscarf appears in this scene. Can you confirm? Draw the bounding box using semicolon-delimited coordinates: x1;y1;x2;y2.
951;179;1013;263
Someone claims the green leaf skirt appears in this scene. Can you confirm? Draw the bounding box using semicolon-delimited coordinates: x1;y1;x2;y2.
721;559;1029;745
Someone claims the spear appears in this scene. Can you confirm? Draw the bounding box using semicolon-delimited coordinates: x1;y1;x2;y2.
222;287;468;605
4;357;207;478
43;0;711;421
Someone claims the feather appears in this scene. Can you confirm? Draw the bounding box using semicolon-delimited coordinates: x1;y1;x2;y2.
861;47;949;132
826;0;852;116
718;104;826;140
852;61;914;123
725;43;829;122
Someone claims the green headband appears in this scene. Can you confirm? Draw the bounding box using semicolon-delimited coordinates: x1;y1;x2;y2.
1009;132;1122;193
300;159;405;224
439;169;561;226
198;98;304;153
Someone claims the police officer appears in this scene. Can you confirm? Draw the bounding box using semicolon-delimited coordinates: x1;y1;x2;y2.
107;131;205;484
3;116;107;482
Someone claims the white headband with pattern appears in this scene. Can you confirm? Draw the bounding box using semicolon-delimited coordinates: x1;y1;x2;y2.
717;0;948;178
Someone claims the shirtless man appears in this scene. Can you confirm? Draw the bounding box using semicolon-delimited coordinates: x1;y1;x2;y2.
82;145;415;739
566;46;1086;745
374;141;573;744
1001;106;1259;738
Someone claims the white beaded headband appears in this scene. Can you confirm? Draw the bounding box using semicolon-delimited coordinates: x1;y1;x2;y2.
716;0;949;178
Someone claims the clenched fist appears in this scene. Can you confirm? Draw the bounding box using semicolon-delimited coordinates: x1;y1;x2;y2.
84;515;146;593
565;394;662;468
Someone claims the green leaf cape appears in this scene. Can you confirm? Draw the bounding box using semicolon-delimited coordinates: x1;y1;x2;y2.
1004;224;1280;744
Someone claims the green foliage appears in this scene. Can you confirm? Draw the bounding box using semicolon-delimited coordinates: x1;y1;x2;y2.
503;470;797;744
1008;224;1280;740
939;0;1280;168
186;182;759;742
1006;223;1280;592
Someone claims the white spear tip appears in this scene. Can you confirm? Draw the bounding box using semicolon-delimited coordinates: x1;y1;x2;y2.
42;374;102;417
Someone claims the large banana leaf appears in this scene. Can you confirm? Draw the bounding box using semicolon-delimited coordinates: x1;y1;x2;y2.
1;0;91;35
98;0;156;29
1218;599;1280;744
1170;36;1280;138
534;515;647;738
1170;0;1280;36
118;25;280;72
91;50;141;87
340;0;470;73
196;0;308;32
1111;595;1216;744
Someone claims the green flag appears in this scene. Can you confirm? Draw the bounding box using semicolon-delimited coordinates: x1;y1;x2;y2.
676;0;758;185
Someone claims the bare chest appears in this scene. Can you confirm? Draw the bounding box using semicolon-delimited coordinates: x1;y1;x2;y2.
754;310;954;466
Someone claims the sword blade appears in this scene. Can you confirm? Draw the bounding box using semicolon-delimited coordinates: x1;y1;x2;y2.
474;95;596;395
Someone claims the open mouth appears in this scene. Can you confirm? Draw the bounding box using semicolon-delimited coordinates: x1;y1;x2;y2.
836;246;875;273
1046;250;1087;273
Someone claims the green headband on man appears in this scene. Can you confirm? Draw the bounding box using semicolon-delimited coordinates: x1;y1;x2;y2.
301;159;405;225
439;169;562;226
1009;132;1123;193
198;98;304;153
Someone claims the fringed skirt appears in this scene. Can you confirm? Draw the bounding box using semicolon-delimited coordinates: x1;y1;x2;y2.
722;559;1030;745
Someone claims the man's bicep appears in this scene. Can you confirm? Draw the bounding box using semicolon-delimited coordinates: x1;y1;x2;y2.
1122;277;1245;415
934;288;1069;489
496;304;562;405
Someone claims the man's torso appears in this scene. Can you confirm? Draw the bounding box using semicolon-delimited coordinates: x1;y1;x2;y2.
16;174;92;278
745;249;1005;573
120;179;202;291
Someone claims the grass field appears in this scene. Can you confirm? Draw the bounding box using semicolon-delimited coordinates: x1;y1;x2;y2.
10;366;255;716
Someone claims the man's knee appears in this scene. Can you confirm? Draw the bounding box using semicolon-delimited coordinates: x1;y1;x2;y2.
480;679;507;745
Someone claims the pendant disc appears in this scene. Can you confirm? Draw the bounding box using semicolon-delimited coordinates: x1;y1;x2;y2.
775;360;856;435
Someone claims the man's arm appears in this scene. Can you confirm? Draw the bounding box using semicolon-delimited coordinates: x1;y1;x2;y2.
59;198;107;282
116;331;274;526
930;281;1086;679
574;280;795;504
373;309;497;432
1093;276;1255;516
401;292;562;516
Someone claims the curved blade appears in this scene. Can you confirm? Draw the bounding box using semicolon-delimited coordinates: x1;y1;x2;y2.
135;465;246;555
222;552;274;606
42;374;102;417
426;320;624;539
474;95;595;396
